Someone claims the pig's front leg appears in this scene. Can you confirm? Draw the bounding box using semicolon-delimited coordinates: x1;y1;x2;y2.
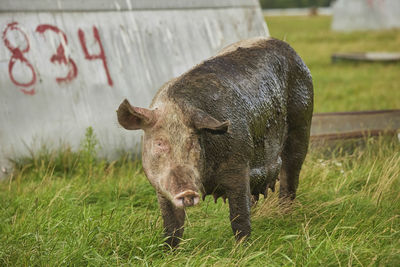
228;193;251;241
157;193;185;248
226;170;252;241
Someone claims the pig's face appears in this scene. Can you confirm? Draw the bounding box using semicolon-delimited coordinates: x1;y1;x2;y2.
141;104;202;208
117;98;230;208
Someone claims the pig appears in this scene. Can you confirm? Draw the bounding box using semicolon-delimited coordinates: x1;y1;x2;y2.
117;37;313;248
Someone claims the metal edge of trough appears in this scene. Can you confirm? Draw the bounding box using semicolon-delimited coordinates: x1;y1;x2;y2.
311;129;399;141
311;109;400;141
332;53;400;63
0;0;261;12
312;109;400;116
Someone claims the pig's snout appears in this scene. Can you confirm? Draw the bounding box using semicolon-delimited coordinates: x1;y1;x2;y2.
173;190;200;208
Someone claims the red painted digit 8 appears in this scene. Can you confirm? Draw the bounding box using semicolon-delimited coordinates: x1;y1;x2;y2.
2;22;37;87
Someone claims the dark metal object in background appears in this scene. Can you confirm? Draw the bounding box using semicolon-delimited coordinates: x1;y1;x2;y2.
332;52;400;63
311;110;400;141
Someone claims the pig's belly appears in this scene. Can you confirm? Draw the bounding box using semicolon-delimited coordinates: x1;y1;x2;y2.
249;156;282;196
249;133;284;196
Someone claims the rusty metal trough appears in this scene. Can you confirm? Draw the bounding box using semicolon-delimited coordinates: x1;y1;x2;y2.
311;110;400;141
332;52;400;63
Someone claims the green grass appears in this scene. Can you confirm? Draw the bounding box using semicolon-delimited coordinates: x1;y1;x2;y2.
266;16;400;113
1;17;400;266
1;131;399;266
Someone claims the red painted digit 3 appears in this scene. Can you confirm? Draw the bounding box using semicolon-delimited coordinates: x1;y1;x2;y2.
2;22;36;94
78;27;113;86
36;24;78;84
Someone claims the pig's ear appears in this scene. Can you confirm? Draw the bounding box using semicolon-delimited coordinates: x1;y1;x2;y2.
117;99;156;130
191;108;230;133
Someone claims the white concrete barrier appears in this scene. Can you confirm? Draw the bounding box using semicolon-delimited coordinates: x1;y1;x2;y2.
332;0;400;31
0;0;269;177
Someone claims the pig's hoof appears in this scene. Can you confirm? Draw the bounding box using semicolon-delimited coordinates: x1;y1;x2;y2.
164;237;181;250
235;231;250;243
173;190;200;208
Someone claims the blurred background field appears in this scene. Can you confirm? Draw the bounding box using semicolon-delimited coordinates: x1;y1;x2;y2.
0;16;399;266
267;16;400;113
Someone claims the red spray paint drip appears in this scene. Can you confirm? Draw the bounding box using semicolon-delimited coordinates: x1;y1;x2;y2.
21;88;36;95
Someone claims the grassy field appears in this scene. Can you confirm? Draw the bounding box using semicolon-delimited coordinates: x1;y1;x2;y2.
1;16;400;266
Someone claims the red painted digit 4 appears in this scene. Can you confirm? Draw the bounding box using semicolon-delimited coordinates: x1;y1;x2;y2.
2;22;36;95
78;27;113;86
36;24;78;84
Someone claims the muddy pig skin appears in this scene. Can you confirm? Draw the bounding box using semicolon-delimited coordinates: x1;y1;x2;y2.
117;37;313;247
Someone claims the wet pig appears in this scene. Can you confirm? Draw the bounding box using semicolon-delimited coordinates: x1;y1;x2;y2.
117;37;313;247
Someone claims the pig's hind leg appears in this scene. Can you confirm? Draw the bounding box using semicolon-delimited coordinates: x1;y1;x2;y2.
279;123;311;201
157;194;185;248
279;127;308;200
279;70;313;201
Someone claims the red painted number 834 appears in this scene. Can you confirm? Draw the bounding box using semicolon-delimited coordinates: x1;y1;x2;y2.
2;22;113;95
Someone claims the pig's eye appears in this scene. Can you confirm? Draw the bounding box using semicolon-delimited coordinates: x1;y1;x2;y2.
187;139;194;150
153;139;169;154
187;136;197;150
